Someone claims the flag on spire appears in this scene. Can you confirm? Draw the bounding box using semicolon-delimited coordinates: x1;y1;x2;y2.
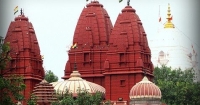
119;0;123;3
170;15;173;20
158;5;161;22
14;6;18;15
72;43;77;49
159;17;161;22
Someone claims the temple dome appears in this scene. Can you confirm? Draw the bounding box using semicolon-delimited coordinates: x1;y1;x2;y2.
51;70;105;97
129;76;161;99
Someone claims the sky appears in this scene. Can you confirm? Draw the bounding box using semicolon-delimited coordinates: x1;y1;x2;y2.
0;0;200;81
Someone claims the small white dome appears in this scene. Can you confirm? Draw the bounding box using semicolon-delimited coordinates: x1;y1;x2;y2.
51;70;105;97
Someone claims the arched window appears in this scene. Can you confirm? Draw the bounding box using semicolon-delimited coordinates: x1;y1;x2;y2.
157;50;169;65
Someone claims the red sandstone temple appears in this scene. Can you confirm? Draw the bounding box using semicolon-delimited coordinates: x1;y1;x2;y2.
62;1;154;104
2;1;162;105
2;9;45;104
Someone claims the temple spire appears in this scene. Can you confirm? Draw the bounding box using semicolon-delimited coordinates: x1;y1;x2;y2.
164;3;174;28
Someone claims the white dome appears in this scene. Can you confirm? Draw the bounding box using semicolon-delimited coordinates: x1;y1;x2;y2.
51;70;105;97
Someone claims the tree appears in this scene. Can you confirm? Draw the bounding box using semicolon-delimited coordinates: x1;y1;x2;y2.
44;70;58;83
0;36;10;71
52;88;105;105
153;65;200;105
27;94;37;105
53;89;75;105
0;37;26;105
75;88;104;105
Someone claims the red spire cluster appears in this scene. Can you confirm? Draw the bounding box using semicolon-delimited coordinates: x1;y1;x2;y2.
63;2;153;103
2;2;155;104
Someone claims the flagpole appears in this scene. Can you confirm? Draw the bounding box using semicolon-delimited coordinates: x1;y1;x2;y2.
75;51;76;63
157;5;160;33
159;5;160;18
23;8;24;15
72;43;77;68
74;50;77;71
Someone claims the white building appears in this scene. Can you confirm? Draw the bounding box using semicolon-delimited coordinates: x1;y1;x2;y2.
148;4;200;82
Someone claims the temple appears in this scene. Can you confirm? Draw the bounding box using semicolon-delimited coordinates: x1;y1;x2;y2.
148;4;200;82
63;1;154;103
1;1;164;105
2;9;45;104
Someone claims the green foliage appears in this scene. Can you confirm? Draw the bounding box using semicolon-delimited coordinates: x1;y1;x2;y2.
0;36;10;71
44;70;58;83
52;88;104;105
153;65;200;105
27;94;37;105
0;75;26;105
0;37;26;105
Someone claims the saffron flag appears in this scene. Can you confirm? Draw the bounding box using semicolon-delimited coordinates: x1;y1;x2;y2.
119;0;123;3
14;6;18;15
170;16;173;20
72;43;77;49
159;17;161;22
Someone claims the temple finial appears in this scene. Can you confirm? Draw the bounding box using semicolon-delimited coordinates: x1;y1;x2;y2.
164;3;175;28
167;3;171;21
20;8;23;15
127;0;130;6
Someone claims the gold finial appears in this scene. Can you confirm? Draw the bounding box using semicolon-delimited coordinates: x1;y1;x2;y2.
164;3;174;28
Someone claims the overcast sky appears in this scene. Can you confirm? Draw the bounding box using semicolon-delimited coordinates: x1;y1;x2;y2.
0;0;199;81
